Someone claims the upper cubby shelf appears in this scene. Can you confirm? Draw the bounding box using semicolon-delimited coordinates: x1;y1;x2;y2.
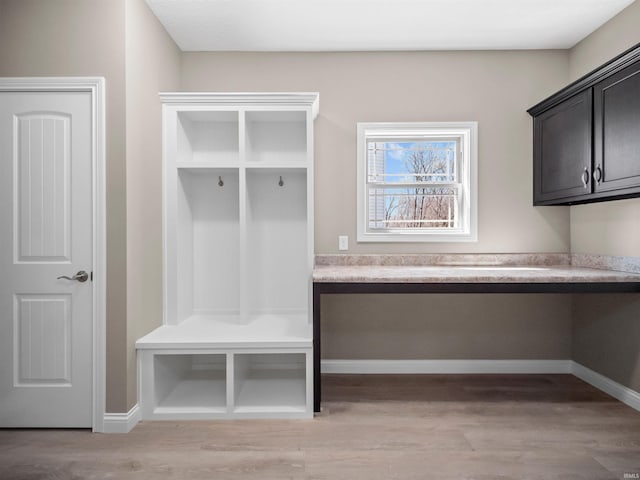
245;111;307;164
162;93;319;169
177;111;239;165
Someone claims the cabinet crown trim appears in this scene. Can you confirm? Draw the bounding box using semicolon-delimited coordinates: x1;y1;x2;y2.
159;92;319;117
528;41;640;116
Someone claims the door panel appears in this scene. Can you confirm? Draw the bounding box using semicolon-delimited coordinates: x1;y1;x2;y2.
533;90;593;204
15;294;71;385
0;91;92;428
15;113;71;262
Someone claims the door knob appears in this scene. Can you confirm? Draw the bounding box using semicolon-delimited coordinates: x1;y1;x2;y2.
57;271;89;283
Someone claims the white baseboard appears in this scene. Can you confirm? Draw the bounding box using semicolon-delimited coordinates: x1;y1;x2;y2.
320;359;640;414
93;362;640;433
95;362;639;432
571;361;640;412
102;404;140;433
321;359;572;374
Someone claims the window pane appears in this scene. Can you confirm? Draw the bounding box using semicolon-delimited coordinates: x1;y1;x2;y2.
367;140;457;183
368;186;459;230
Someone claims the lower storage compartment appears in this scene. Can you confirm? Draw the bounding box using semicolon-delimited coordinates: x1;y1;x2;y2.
234;353;307;414
154;354;227;414
137;348;312;420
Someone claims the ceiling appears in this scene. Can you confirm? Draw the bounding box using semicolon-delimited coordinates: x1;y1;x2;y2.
145;0;635;52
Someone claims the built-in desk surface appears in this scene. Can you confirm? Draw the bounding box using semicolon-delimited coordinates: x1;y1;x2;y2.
313;264;640;285
311;254;640;412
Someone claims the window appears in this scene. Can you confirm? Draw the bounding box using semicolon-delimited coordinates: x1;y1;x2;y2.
357;122;477;242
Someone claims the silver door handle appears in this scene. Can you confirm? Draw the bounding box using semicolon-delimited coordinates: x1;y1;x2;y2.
57;271;89;283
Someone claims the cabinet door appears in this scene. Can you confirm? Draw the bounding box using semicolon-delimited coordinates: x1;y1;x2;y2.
533;90;592;205
593;61;640;194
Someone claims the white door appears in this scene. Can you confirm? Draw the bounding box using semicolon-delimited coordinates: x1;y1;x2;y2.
0;90;93;427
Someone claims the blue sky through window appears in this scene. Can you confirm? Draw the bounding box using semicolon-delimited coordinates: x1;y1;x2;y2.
369;141;457;183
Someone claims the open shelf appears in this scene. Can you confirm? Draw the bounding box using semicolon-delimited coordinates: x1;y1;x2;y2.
153;354;226;414
245;168;308;316
233;353;307;413
177;111;239;165
176;169;240;322
245;111;307;163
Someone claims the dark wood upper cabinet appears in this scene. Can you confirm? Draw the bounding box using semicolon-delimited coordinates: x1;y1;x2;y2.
533;90;592;204
593;60;640;195
528;42;640;206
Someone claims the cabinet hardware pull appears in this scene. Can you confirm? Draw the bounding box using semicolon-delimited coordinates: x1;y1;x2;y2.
218;176;224;187
593;165;603;184
581;168;590;187
278;176;284;187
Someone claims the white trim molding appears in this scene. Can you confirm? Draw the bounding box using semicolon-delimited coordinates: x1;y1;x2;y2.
356;121;478;243
159;92;320;118
571;361;640;413
103;405;141;434
0;77;107;432
321;359;640;414
321;359;572;374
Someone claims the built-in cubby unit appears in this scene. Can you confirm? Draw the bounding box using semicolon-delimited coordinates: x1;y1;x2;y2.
137;93;318;420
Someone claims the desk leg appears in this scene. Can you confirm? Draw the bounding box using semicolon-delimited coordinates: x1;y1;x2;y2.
313;284;321;412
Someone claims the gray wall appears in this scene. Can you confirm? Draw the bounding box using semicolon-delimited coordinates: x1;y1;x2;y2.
182;50;573;361
568;0;640;392
573;294;640;391
182;50;570;255
125;0;181;410
569;0;640;259
322;294;571;360
0;0;129;412
0;0;181;412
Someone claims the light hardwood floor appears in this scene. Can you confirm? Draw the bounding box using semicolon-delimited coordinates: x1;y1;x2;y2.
1;374;639;479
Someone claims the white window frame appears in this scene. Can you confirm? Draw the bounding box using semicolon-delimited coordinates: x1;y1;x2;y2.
357;122;478;243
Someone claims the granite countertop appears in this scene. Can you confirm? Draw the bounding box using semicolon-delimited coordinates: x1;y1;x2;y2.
313;254;640;284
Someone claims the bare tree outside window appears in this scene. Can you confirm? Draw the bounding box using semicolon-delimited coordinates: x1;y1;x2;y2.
367;141;459;231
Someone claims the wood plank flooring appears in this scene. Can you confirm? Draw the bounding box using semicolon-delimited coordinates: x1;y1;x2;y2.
1;374;640;479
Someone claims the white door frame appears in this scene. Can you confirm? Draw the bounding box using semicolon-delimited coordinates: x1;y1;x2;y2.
0;77;106;432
